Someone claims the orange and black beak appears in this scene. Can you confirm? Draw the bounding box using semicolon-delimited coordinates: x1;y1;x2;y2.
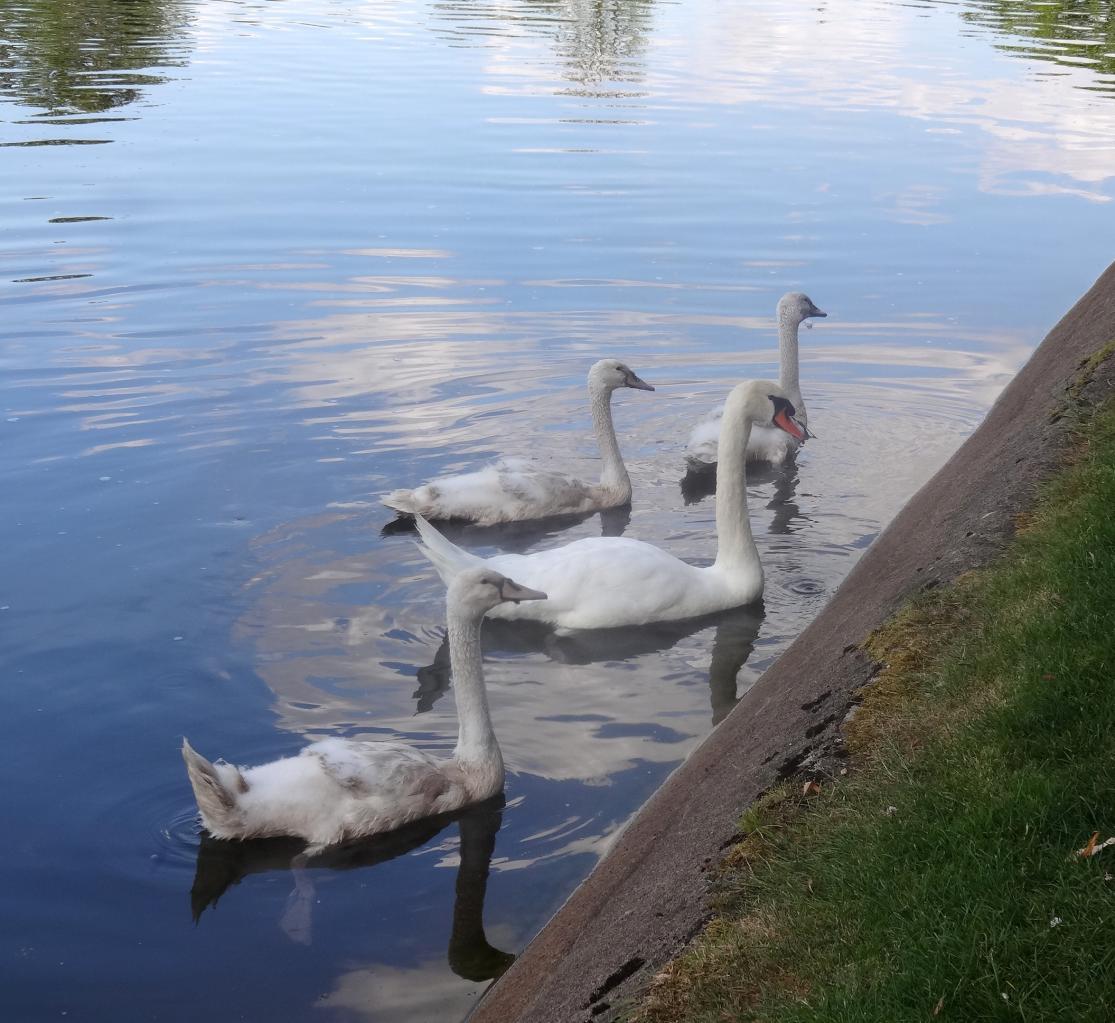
770;396;811;442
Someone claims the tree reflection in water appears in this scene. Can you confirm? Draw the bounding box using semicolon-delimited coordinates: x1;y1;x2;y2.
429;0;656;89
955;0;1115;88
0;0;192;115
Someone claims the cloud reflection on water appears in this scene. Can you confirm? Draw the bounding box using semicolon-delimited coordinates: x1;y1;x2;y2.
6;1;1115;1021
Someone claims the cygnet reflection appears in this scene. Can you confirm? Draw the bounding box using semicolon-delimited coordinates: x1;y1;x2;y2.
381;504;629;548
189;795;513;980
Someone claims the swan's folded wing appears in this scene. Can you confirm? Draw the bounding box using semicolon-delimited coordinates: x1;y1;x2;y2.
685;404;725;465
490;537;708;628
391;458;597;524
495;460;597;516
304;737;449;800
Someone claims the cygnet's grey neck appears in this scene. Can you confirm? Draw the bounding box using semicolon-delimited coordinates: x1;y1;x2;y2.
447;605;501;775
777;304;803;400
589;384;631;500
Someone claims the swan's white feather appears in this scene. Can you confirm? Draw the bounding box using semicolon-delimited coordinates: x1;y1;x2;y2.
413;512;485;577
385;457;607;526
685;404;798;467
685;292;822;468
236;739;460;845
414;516;758;632
481;537;750;629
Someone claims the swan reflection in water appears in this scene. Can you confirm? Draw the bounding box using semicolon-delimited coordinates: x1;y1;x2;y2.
189;795;513;981
414;605;763;726
680;458;808;537
382;503;630;547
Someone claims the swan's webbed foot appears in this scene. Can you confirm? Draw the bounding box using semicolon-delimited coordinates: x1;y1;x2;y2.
280;848;322;945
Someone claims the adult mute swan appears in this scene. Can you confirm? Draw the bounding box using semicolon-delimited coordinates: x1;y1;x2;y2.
412;381;807;631
383;359;654;526
686;292;825;468
181;568;546;855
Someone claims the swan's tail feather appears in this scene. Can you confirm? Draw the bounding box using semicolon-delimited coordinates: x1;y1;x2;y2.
182;738;246;837
412;513;483;584
382;488;420;515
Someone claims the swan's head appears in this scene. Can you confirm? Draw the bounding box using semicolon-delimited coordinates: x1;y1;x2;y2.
450;568;548;614
589;359;655;394
727;380;812;442
778;292;826;326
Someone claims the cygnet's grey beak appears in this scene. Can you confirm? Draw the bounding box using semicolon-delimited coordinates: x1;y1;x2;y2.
625;372;655;392
809;305;827;318
499;578;548;604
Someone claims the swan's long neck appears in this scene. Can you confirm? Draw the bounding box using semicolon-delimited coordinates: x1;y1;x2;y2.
777;307;803;404
447;607;502;777
590;384;631;500
712;402;760;578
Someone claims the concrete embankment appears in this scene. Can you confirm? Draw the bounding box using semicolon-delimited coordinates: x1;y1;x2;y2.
470;261;1115;1023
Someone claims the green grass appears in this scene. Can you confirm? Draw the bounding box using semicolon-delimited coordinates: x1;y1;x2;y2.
629;388;1115;1023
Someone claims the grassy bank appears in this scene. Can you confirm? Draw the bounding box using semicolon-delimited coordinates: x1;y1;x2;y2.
628;387;1115;1022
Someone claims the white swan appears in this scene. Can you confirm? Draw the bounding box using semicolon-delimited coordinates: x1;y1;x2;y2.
382;359;654;526
686;292;825;468
412;381;807;631
181;568;546;855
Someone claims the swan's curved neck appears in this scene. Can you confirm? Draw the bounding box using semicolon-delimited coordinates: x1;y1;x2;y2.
447;608;502;777
713;407;760;577
589;384;631;500
777;307;803;402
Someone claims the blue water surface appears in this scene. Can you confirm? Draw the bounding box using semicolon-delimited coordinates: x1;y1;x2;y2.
3;1;1115;1019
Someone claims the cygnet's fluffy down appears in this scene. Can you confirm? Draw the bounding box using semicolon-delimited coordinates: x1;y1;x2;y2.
384;359;653;525
181;569;546;854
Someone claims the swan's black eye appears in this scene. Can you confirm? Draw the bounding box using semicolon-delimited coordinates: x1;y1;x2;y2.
769;395;797;417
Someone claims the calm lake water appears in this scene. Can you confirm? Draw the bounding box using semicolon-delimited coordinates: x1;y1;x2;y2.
3;1;1115;1020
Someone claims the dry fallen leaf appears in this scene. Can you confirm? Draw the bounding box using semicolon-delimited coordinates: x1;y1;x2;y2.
932;995;945;1017
1073;833;1115;859
802;780;821;796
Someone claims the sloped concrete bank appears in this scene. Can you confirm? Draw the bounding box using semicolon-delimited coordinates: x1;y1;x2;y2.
471;262;1115;1023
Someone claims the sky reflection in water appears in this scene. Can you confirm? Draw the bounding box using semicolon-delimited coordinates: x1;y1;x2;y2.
2;0;1115;1020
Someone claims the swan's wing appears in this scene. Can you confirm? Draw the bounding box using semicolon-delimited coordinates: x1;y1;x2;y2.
486;537;709;628
686;403;800;466
492;460;600;516
685;403;725;465
746;424;797;464
236;738;457;845
304;737;450;801
386;458;597;525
